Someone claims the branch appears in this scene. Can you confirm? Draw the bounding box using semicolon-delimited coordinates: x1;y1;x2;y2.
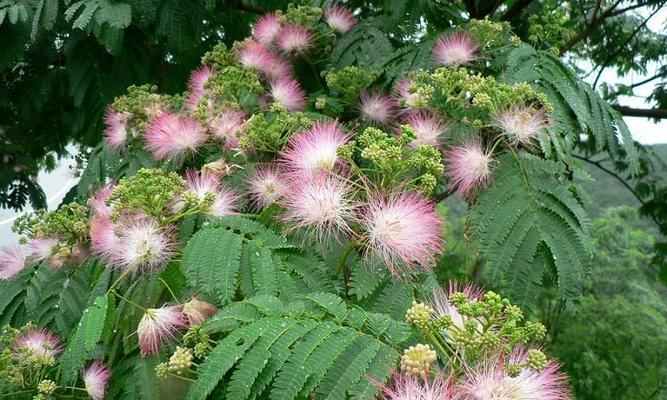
500;0;535;20
477;0;504;18
592;4;663;88
234;0;264;14
626;69;667;89
613;105;667;119
572;153;665;232
434;186;456;203
607;0;665;18
559;0;624;55
462;0;479;18
571;154;646;207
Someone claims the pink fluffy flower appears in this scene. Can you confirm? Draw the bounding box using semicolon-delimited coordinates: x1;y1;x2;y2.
137;305;188;357
428;282;484;331
275;24;313;54
493;106;549;146
82;360;112;400
246;166;289;210
432;32;479;67
280;121;349;178
115;218;175;273
325;5;357;34
281;174;355;242
104;109;131;150
461;347;570;400
237;41;293;79
145;113;208;161
210;109;246;149
270;78;307;111
405;112;449;148
359;193;443;274
395;78;427;110
446;142;494;197
89;216;122;263
183;169;239;217
0;246;25;280
89;183;115;219
264;55;294;79
359;92;397;125
238;41;274;71
13;329;61;362
376;372;460;400
185;65;214;110
252;13;282;45
182;297;218;327
26;237;58;263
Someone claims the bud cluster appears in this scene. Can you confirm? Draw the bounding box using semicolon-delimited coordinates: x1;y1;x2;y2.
168;346;194;375
110;84;167;132
406;301;434;331
414;67;552;135
240;112;312;152
205;65;264;108
37;379;57;394
400;344;437;376
108;168;185;220
405;284;552;378
324;66;377;104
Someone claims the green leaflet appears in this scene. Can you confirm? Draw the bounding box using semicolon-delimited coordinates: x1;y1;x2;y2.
315;335;381;400
188;294;407;400
349;262;388;301
0;261;105;337
502;45;639;174
58;293;112;385
185;320;267;400
181;216;335;306
330;22;393;69
181;227;243;305
471;153;591;306
0;266;34;327
84;294;110;352
134;356;160;400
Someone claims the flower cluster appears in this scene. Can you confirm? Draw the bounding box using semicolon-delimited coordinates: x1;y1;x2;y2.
138;298;217;357
0;5;574;400
9;203;90;271
381;283;570;399
0;324;113;400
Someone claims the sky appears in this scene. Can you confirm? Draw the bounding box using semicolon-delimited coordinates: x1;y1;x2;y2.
586;5;667;145
1;8;666;246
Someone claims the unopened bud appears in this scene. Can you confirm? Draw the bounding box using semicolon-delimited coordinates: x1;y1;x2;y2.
406;301;434;330
400;343;437;376
155;362;169;379
525;349;547;371
37;380;57;394
203;159;234;176
168;346;194;375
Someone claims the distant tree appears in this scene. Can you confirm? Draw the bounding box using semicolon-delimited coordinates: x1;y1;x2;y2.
549;207;667;399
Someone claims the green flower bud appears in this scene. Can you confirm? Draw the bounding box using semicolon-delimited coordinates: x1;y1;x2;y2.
315;97;327;109
194;342;209;359
405;301;434;330
400;344;437;376
506;363;523;378
168;346;194;375
155;362;170;379
37;380;57;394
526;349;548;371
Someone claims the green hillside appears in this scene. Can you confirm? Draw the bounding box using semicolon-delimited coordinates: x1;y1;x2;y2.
579;144;667;219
